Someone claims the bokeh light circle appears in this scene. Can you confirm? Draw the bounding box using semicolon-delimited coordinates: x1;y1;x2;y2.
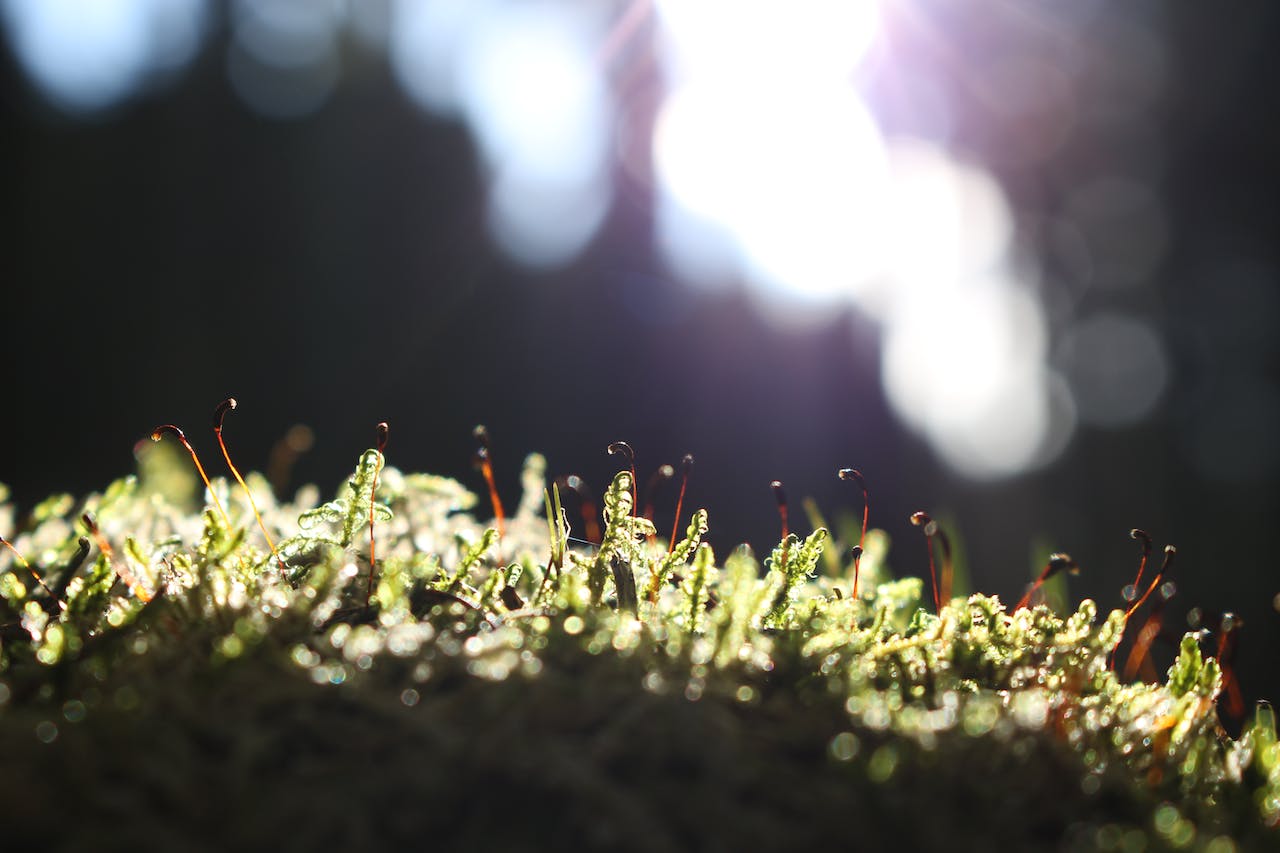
1057;312;1168;428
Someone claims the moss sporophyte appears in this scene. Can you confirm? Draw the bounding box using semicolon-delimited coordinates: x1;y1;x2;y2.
0;404;1276;850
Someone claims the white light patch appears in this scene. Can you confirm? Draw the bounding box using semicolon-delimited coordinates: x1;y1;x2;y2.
232;0;342;69
928;367;1076;480
734;84;891;304
388;0;499;115
140;0;206;78
2;0;207;113
1057;312;1168;427
655;196;740;292
880;140;1014;302
656;0;879;85
654;82;891;309
882;280;1070;479
389;0;611;267
453;3;610;267
650;2;1074;478
456;5;607;186
653;0;886;307
487;163;610;269
227;0;342;119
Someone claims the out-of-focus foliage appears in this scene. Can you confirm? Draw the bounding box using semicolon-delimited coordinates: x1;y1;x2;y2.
0;448;1275;850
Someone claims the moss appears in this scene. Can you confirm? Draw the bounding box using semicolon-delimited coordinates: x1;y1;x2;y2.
0;447;1276;851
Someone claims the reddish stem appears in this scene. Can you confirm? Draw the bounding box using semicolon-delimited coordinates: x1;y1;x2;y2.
0;534;61;608
213;398;287;578
1112;544;1177;672
668;454;694;555
771;480;790;566
151;424;231;529
770;481;789;540
1122;580;1173;683
1125;529;1153;604
1015;553;1079;612
838;468;869;599
1124;546;1177;621
474;426;507;538
910;511;940;612
1215;614;1245;721
82;512;150;602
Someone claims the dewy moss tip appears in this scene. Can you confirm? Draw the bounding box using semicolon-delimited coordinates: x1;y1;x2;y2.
0;411;1276;849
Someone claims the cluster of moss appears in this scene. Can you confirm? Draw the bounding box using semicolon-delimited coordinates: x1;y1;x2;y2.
0;443;1276;851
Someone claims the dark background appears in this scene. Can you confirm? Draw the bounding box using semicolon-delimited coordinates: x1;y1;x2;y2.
3;3;1277;709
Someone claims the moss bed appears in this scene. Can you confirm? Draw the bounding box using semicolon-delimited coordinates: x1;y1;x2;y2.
0;442;1276;851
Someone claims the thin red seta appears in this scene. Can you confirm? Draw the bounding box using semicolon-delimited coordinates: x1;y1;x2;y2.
1124;545;1177;621
1111;543;1177;674
937;527;954;606
1123;528;1153;604
555;475;600;544
770;481;790;541
910;511;941;612
1122;580;1175;682
151;423;232;529
473;425;506;537
1015;553;1080;612
0;534;61;609
1109;530;1159;672
668;453;694;555
367;421;389;608
770;480;792;568
213;398;287;578
607;441;637;516
849;545;864;600
1215;613;1245;721
838;468;869;599
82;512;151;602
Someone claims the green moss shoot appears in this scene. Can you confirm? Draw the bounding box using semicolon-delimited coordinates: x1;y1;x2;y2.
0;442;1276;851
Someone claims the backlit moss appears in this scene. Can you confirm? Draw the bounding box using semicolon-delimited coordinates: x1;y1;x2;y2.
0;447;1275;850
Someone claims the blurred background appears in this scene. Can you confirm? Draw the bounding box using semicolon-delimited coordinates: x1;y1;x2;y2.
3;1;1277;707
